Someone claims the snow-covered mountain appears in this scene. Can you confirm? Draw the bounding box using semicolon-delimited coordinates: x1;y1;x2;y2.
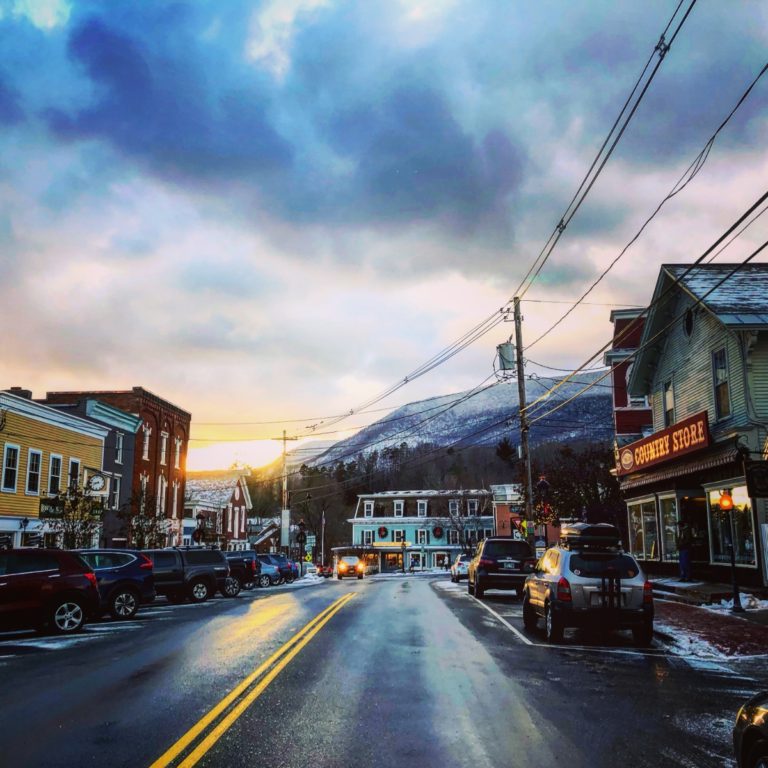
308;372;613;467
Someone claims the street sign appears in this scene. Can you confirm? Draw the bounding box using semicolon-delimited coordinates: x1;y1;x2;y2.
304;554;312;562
305;534;316;547
305;544;312;553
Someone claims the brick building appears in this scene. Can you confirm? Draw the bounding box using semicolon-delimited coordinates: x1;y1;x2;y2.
42;387;191;546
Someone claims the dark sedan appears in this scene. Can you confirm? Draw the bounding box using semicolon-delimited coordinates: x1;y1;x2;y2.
77;549;156;619
734;691;768;768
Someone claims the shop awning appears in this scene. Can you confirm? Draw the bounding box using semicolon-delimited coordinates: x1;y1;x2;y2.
620;442;741;492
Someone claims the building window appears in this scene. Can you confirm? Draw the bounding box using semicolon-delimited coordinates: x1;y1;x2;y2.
394;500;404;517
115;432;124;464
363;530;373;546
172;481;179;517
68;458;81;489
484;528;493;540
142;424;151;461
48;455;62;495
393;529;405;543
628;499;659;560
417;500;427;517
659;496;680;562
417;529;428;545
663;380;674;427
157;476;167;516
26;449;42;495
707;486;756;566
110;475;121;510
448;529;459;545
364;501;374;518
626;363;648;407
2;444;20;492
449;499;459;516
160;432;169;465
467;499;478;516
712;348;731;419
174;437;182;469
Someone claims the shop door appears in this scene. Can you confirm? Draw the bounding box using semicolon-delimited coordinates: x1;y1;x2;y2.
383;553;402;572
681;496;709;562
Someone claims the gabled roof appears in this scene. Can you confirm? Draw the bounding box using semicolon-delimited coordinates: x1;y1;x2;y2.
628;263;768;397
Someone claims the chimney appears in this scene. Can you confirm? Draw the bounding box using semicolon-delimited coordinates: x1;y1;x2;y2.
6;387;33;399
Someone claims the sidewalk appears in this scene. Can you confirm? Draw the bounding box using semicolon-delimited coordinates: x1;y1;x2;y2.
649;576;768;656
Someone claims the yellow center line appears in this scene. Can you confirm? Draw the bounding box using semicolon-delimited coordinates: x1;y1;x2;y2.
148;593;355;768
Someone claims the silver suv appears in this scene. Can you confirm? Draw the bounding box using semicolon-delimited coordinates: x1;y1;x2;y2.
522;523;653;646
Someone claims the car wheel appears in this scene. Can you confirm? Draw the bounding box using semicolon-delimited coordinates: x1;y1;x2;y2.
188;579;211;603
221;576;241;598
357;574;363;580
337;574;342;580
258;574;271;588
544;603;563;644
475;578;484;599
632;620;654;648
109;588;139;620
523;593;538;631
747;739;768;768
467;578;473;595
50;598;86;634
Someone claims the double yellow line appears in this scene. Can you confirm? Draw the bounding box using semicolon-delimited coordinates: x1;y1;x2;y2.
149;592;355;768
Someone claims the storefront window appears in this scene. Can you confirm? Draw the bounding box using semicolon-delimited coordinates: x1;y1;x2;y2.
707;486;756;566
659;496;679;561
627;499;658;560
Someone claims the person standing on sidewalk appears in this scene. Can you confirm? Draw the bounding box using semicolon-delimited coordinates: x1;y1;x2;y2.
676;520;693;582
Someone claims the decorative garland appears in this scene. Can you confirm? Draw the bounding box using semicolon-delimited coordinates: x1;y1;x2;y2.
378;526;388;538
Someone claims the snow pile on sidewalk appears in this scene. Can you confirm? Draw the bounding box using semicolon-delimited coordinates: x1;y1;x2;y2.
705;594;768;612
655;622;729;660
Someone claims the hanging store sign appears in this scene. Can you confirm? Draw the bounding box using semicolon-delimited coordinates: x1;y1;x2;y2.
617;411;710;476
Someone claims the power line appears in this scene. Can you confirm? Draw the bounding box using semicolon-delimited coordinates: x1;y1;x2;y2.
525;60;768;351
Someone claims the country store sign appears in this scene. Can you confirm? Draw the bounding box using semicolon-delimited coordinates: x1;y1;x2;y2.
617;411;710;476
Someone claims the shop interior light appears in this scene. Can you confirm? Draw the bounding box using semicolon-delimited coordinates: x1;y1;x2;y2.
719;490;734;511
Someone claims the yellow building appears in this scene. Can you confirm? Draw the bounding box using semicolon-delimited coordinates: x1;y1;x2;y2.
0;389;108;547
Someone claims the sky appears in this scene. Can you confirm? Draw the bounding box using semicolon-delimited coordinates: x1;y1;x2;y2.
1;0;767;469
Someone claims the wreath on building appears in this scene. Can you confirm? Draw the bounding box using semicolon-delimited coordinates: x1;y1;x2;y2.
433;526;444;538
378;526;388;538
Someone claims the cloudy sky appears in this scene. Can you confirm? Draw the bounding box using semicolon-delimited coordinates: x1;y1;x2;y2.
2;0;766;468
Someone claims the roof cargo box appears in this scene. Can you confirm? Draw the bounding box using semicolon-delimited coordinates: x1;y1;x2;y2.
559;523;621;551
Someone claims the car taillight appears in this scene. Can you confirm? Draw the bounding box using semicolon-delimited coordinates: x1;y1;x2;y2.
138;554;153;570
556;577;572;602
85;572;98;588
250;561;256;574
643;580;653;604
478;558;494;569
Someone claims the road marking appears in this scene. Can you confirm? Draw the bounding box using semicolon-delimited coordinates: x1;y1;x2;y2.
148;592;355;768
470;595;534;646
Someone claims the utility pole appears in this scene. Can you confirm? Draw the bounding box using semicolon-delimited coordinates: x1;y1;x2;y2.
514;296;535;543
272;430;297;554
320;502;326;566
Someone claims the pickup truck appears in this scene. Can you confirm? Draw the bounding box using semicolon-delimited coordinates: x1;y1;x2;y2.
224;551;260;591
144;548;230;603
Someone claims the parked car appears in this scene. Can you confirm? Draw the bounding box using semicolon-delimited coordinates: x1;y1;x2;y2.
257;553;294;584
0;548;100;634
224;551;260;591
256;560;281;587
450;553;472;582
144;547;229;603
337;555;364;579
316;564;333;578
303;562;318;575
522;523;654;646
77;549;155;619
467;538;536;598
733;691;768;768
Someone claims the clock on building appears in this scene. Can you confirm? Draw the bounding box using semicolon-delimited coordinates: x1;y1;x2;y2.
88;474;106;492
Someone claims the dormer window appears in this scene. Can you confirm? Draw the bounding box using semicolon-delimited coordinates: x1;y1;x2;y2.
364;501;374;518
394;500;404;517
449;499;459;516
467;499;479;516
417;500;427;517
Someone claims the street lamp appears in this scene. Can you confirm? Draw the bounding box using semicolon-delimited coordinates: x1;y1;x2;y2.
718;490;744;613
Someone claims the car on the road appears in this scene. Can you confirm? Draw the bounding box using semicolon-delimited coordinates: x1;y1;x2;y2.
257;553;295;583
224;551;260;591
522;523;654;646
450;553;471;582
337;555;364;579
144;547;230;603
77;548;156;619
734;691;768;768
0;548;100;634
303;562;318;575
467;537;536;598
316;563;333;578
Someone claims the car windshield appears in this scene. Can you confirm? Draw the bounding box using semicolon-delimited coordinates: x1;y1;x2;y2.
341;557;359;565
568;553;640;579
483;541;532;558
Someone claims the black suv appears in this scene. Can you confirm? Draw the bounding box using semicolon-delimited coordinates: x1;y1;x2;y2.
224;551;260;591
77;549;156;619
467;537;536;599
145;548;229;603
0;549;100;634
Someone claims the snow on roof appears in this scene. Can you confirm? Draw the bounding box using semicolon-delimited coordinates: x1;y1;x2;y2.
186;478;236;509
357;489;489;499
664;263;768;325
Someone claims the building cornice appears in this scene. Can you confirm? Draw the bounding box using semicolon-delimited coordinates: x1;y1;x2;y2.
1;392;109;441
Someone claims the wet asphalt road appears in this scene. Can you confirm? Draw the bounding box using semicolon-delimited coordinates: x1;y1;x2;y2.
0;575;763;768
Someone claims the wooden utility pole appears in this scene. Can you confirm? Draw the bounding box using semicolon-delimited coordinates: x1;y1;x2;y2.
513;297;535;537
272;430;297;551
